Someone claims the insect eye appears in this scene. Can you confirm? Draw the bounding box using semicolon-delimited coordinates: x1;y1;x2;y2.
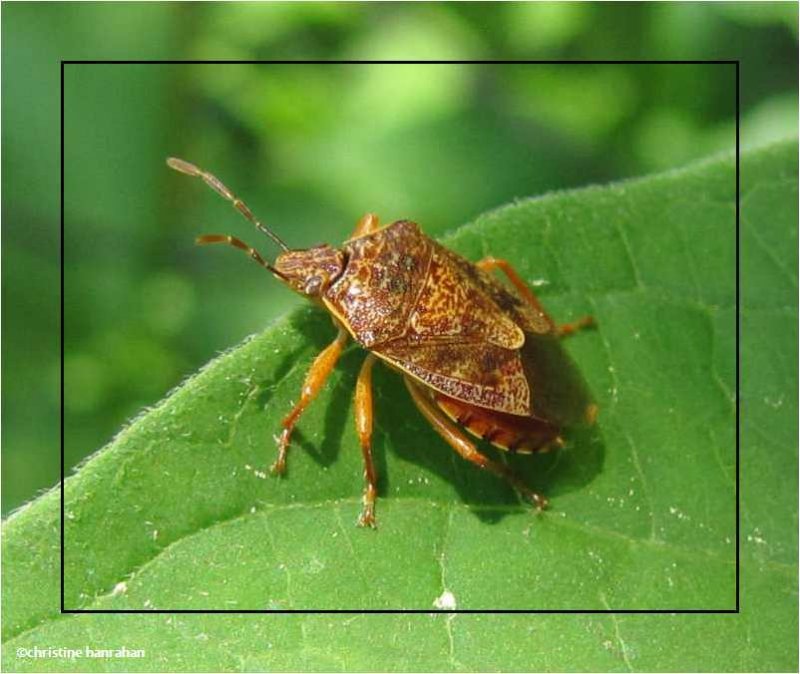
304;275;323;294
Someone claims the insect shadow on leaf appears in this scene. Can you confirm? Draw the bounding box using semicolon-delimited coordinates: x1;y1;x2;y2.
373;355;605;523
254;344;308;415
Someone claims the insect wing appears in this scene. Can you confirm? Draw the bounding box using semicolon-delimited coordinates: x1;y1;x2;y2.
406;245;525;349
376;340;532;416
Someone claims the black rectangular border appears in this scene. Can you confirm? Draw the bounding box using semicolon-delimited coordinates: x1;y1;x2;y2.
60;59;740;615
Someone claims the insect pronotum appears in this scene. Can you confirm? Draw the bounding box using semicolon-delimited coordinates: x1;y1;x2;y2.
168;157;597;527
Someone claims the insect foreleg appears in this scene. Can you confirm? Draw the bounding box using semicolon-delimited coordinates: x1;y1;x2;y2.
403;377;548;511
272;327;349;475
477;256;594;339
354;354;378;528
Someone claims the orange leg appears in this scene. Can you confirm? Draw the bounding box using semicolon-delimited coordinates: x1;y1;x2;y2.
556;315;595;337
477;257;594;338
354;354;378;527
404;377;548;510
348;213;380;240
272;327;349;475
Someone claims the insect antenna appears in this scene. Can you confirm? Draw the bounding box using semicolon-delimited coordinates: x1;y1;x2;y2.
196;234;288;281
167;157;290;252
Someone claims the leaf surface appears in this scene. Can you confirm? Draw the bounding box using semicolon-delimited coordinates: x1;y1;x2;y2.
3;141;796;672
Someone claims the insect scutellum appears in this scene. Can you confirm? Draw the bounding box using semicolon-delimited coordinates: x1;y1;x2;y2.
168;156;344;297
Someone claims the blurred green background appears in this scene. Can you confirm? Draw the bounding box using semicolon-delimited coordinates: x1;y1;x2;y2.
2;2;797;514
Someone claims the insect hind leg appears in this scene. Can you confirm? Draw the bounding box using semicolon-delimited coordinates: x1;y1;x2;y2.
477;257;594;339
555;315;595;338
404;377;548;510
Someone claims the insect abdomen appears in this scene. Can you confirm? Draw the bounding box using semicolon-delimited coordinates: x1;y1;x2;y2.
434;392;561;454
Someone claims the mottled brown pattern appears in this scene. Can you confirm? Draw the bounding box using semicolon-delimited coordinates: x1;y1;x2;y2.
407;247;524;348
458;253;552;335
377;341;531;415
324;219;561;417
325;221;432;347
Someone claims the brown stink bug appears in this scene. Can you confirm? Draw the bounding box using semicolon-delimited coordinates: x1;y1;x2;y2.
167;157;597;527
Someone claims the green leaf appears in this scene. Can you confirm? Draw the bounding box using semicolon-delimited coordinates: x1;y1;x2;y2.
3;141;796;672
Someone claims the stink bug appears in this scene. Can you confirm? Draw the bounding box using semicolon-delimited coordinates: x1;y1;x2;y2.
168;157;597;527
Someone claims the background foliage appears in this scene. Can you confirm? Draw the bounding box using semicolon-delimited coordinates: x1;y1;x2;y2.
1;2;798;673
2;1;797;514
